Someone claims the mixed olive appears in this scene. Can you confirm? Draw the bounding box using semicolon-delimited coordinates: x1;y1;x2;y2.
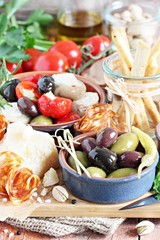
67;127;156;179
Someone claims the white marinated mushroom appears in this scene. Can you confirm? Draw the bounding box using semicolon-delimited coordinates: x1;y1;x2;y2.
72;92;99;116
52;73;87;101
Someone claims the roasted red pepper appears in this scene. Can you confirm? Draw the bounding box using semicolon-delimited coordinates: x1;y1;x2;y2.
16;81;41;102
54;112;81;124
37;92;72;119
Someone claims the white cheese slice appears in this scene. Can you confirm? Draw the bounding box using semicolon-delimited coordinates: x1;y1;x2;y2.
0;122;59;177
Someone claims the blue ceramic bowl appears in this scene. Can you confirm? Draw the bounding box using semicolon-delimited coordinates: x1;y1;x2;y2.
59;132;159;203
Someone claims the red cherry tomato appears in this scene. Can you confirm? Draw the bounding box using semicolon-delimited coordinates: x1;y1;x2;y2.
54;112;81;124
6;62;23;74
22;48;42;72
33;51;69;72
16;81;41;102
82;35;111;56
49;40;82;68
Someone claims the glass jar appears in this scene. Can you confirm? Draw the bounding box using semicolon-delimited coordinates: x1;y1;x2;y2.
102;51;160;136
104;0;160;48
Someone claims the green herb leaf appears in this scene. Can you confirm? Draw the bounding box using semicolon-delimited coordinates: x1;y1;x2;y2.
22;9;53;25
153;172;160;200
0;13;8;36
4;27;25;47
4;49;29;62
0;44;29;62
6;0;30;19
26;22;45;39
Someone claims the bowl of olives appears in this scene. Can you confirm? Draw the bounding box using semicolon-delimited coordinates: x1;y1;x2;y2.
0;71;106;132
59;127;159;203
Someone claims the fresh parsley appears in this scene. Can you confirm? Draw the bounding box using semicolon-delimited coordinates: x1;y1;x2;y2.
153;160;160;199
0;0;54;63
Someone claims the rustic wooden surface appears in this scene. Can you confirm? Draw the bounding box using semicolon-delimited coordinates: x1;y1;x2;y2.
0;218;160;239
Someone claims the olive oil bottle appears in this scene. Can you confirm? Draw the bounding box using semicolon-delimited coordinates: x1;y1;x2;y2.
57;11;103;44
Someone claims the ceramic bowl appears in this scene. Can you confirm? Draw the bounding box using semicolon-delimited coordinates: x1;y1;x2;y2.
12;71;106;132
59;131;159;203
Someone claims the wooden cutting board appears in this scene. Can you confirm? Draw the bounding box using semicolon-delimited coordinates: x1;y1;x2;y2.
30;191;160;219
0;170;159;219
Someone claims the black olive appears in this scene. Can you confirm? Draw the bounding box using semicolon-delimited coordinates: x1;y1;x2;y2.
37;75;55;94
0;78;20;102
17;96;39;117
88;146;118;174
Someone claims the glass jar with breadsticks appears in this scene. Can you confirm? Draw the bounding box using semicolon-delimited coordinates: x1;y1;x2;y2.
102;28;160;136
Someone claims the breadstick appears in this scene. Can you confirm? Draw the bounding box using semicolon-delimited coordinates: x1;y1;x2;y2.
131;40;150;77
134;98;150;132
142;94;160;125
111;29;133;71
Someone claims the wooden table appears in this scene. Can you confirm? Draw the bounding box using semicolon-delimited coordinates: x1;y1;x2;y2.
0;218;160;239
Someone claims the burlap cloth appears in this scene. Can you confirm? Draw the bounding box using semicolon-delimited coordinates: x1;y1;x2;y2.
5;217;125;237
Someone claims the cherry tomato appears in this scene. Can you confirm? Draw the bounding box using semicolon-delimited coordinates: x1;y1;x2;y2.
33;51;69;72
49;40;82;68
6;62;23;74
54;112;81;124
16;81;41;102
22;48;42;72
82;35;111;56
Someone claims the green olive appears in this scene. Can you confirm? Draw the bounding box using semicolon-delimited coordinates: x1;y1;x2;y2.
111;132;139;155
107;168;137;178
86;166;107;178
68;151;90;171
30;115;53;125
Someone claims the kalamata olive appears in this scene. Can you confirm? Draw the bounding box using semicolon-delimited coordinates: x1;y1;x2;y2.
68;151;90;171
86;166;107;178
30;115;53;125
118;151;142;168
1;78;20;102
96;127;118;148
81;137;96;154
88;146;118;174
107;168;137;178
111;132;139;155
17;96;39;117
37;75;55;94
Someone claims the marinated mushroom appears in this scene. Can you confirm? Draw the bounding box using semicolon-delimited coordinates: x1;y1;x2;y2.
53;73;87;100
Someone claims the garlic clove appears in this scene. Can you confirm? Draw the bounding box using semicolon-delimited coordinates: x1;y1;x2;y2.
43;167;59;187
52;185;69;202
136;220;155;236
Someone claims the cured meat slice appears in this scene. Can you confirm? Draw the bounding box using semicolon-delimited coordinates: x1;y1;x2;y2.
0;113;8;140
6;167;40;204
0;151;40;203
0;151;23;196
